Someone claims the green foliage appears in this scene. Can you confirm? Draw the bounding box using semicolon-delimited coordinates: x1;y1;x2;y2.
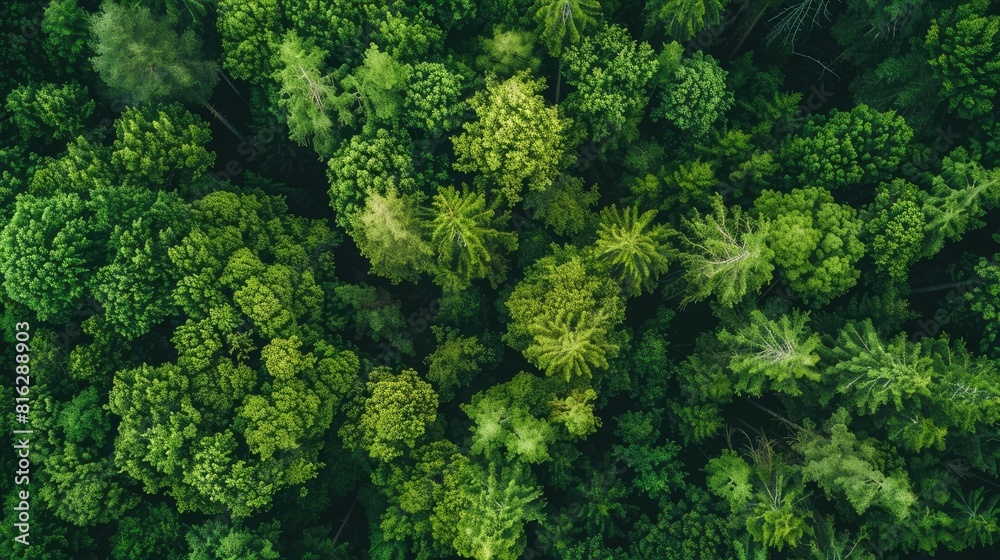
645;0;725;41
452;73;574;206
451;463;545;560
41;0;92;72
549;388;602;438
461;372;560;464
90;2;218;104
533;0;601;57
753;186;865;306
429;185;518;291
273;31;353;157
373;10;444;62
186;519;281;560
717;309;823;396
706;443;813;552
350;187;434;284
823;320;934;414
6;2;1000;558
475;27;541;77
926;0;1000;121
862;179;927;284
425;326;486;400
921;148;1000;258
110;503;186;560
653;52;732;140
333;283;414;356
523;175;599;236
283;0;374;61
968;255;1000;355
525;308;620;381
343;44;412;128
676;195;774;307
592;204;673;297
562;24;658;146
110;104;215;194
779;105;913;191
5;82;94;143
327;128;417;227
0;193;95;321
403;61;468;137
796;409;917;519
341;368;438;463
504;248;626;375
613;410;685;501
217;0;281;82
92;189;190;340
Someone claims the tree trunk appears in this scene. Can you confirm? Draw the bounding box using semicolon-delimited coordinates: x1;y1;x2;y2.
201;101;247;144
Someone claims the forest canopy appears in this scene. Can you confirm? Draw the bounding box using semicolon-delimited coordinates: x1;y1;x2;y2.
3;1;1000;559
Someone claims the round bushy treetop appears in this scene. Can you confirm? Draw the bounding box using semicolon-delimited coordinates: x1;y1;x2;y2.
780;104;912;192
653;52;732;140
754;186;865;306
403;61;468;137
340;368;439;463
562;24;658;147
862;179;927;284
452;73;574;206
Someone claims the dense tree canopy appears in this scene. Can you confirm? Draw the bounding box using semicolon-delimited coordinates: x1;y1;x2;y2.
5;1;1000;559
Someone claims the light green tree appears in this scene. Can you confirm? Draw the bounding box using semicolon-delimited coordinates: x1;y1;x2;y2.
921;148;1000;258
90;2;218;104
524;309;619;381
824;320;934;415
676;195;774;307
706;443;813;552
452;73;574;206
717;309;823;397
795;409;917;520
340;368;438;463
342;44;411;128
504;248;625;361
533;0;601;57
273;31;354;157
591;204;673;297
475;27;541;77
350;188;434;284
